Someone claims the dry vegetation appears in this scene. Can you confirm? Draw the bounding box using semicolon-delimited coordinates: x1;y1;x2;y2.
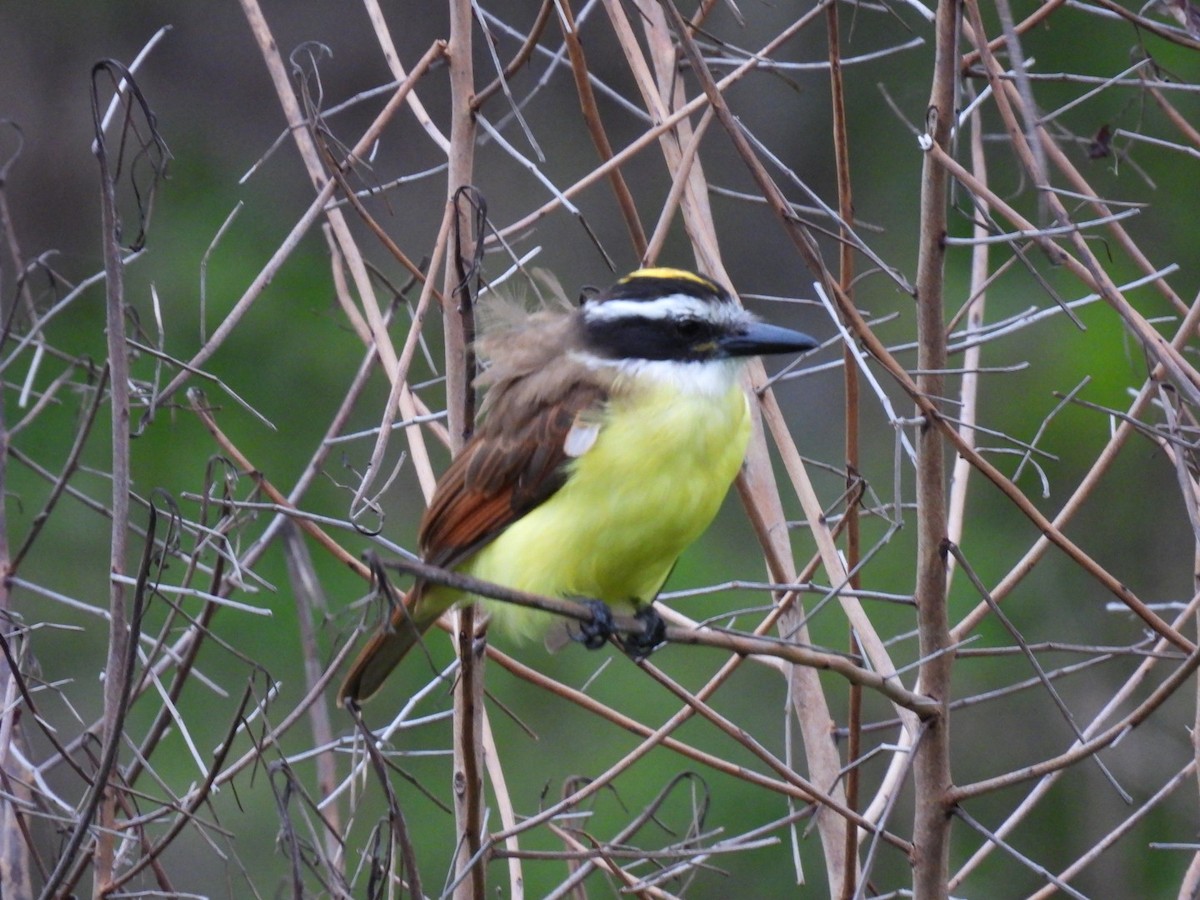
2;0;1200;897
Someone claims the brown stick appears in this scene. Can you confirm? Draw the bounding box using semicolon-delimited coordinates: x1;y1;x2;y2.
909;0;958;894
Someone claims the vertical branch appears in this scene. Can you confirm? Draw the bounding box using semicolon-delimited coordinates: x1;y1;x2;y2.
443;0;477;454
0;124;23;898
92;64;135;897
825;7;864;898
912;0;959;896
945;98;989;589
47;59;165;900
444;1;485;897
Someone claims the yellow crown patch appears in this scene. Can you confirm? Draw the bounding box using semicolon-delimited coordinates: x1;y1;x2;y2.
621;267;718;291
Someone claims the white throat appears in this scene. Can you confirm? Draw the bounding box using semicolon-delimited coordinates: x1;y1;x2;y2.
572;351;745;397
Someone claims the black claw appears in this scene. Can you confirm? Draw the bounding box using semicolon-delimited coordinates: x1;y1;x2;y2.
573;599;616;650
622;605;666;660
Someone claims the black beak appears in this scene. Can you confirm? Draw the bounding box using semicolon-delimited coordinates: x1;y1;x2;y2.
720;321;819;358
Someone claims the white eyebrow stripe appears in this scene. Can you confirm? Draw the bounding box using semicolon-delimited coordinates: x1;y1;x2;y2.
582;294;735;323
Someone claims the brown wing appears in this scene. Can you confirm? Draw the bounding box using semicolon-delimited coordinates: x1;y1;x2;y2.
418;380;608;569
339;378;607;705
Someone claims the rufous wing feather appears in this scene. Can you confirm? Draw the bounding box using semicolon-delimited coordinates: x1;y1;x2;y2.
418;382;607;566
338;379;608;704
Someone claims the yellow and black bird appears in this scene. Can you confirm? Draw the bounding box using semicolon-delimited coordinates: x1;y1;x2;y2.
339;267;817;704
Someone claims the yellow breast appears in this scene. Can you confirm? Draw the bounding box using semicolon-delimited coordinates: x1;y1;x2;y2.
464;370;752;639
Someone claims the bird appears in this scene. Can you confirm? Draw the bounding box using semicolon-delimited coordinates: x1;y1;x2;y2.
338;267;817;705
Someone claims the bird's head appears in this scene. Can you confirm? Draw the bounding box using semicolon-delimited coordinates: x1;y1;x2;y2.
578;267;818;366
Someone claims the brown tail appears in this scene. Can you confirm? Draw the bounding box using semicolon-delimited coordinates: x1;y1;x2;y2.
338;590;445;705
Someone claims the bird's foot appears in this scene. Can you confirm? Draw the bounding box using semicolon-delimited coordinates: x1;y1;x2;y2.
620;605;666;661
573;599;616;650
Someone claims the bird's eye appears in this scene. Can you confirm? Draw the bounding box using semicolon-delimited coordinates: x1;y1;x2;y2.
674;317;705;340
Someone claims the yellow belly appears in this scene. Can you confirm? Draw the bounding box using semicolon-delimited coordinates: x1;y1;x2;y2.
459;376;751;639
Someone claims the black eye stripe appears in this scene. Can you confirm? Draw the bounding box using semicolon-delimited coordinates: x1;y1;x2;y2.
581;314;723;362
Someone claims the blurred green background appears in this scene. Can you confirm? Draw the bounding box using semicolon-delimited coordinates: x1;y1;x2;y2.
2;1;1198;896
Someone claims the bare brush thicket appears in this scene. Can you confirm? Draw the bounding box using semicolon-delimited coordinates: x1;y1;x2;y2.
1;0;1199;897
